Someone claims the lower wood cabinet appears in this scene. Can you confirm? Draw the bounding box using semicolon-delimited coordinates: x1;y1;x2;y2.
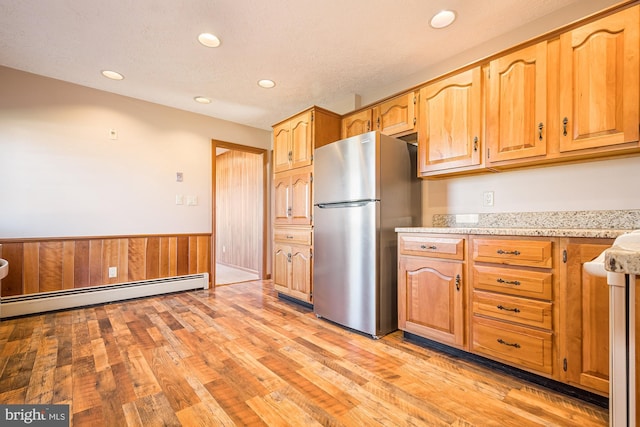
398;234;466;349
273;227;312;302
558;238;612;396
398;232;639;395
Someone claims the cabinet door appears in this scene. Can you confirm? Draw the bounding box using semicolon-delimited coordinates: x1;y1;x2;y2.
418;67;482;174
290;111;313;169
373;92;417;136
290;245;312;302
273;243;290;293
487;42;547;163
341;109;372;139
560;241;611;395
289;169;312;225
398;257;465;347
559;6;639;152
273;174;291;225
273;123;291;173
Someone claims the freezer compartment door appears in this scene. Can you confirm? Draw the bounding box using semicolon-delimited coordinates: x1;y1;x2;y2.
313;200;378;336
313;131;379;204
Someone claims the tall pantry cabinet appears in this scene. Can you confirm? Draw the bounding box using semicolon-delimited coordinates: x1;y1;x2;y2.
271;107;341;303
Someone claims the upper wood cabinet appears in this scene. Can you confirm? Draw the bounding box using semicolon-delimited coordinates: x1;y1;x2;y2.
418;67;483;175
559;6;639;153
373;91;418;137
273;107;341;173
273;167;313;226
341;109;372;139
487;42;548;164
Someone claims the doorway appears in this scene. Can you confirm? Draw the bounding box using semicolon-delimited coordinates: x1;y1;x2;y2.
212;140;268;286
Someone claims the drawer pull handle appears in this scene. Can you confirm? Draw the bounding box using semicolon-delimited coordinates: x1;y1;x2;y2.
420;245;437;250
496;278;521;286
497;249;520;256
497;338;521;349
286;235;294;239
497;305;520;313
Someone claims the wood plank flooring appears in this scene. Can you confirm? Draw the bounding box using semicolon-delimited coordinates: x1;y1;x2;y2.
0;280;608;426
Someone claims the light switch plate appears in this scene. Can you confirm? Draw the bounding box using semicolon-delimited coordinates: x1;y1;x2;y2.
108;267;117;278
175;195;184;205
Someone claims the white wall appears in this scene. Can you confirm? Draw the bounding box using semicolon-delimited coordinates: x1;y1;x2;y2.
0;67;271;238
422;157;640;225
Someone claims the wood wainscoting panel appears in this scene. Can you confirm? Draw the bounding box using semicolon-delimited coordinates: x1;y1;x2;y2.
0;234;211;297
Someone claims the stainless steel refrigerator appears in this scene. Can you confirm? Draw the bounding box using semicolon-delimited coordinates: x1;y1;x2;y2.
313;131;421;338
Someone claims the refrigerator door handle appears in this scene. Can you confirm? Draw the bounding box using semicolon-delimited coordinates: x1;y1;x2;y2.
315;199;378;209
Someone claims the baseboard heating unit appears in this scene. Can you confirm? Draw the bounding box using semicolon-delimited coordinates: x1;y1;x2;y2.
0;273;209;319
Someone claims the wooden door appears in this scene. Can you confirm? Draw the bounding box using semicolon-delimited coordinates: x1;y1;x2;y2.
341;109;372;139
273;122;291;173
290;111;313;170
398;257;465;347
273;243;290;293
559;6;639;152
289;169;312;225
374;91;417;136
560;240;611;395
487;42;547;163
273;174;291;225
418;67;482;174
290;245;312;301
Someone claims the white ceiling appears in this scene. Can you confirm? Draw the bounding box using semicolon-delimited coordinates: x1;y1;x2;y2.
0;0;622;130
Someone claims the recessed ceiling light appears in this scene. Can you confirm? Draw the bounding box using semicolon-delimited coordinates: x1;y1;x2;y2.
198;33;221;48
194;96;211;104
430;10;456;29
258;79;276;89
101;70;124;80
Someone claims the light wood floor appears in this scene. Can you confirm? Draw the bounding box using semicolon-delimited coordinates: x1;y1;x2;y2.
0;280;607;426
215;263;259;286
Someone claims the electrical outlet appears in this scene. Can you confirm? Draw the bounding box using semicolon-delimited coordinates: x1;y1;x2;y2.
108;266;117;278
176;172;183;182
483;191;494;207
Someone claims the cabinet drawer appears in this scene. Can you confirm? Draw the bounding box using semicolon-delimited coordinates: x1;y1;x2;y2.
472;290;552;330
471;316;553;374
472;238;552;268
273;227;312;245
399;235;464;260
472;265;552;299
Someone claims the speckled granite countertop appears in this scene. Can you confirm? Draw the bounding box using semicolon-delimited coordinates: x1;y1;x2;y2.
605;247;640;275
395;227;630;239
396;209;640;239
